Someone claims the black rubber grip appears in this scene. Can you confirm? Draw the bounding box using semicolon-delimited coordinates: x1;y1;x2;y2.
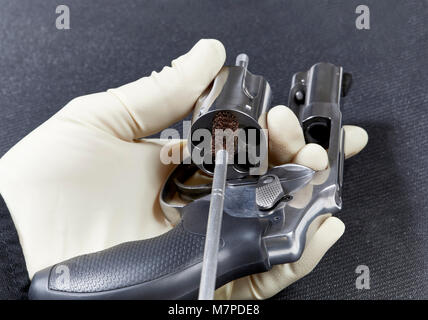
49;223;205;293
29;199;270;299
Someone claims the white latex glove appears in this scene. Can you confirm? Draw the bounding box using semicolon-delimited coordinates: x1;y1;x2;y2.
0;39;368;299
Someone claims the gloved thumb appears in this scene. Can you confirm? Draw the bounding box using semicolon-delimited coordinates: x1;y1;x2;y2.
58;39;226;140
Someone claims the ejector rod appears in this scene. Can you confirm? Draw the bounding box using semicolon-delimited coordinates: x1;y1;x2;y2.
198;149;229;300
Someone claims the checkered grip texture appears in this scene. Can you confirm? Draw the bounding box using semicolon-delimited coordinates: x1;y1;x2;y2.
48;223;205;293
256;175;285;210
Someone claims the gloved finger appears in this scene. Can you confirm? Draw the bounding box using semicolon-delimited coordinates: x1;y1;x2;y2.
293;126;368;169
267;105;368;166
293;143;328;170
59;39;226;140
267;105;305;165
267;105;327;169
305;213;332;242
223;216;345;299
343;125;368;159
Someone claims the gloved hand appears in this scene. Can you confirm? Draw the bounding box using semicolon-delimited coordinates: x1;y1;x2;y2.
0;39;367;299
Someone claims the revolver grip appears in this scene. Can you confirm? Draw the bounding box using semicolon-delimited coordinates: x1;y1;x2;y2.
29;200;270;299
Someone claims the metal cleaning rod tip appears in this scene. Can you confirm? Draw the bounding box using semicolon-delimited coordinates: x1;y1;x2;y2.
235;53;249;68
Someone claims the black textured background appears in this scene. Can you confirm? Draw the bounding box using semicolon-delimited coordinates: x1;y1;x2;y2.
0;0;427;299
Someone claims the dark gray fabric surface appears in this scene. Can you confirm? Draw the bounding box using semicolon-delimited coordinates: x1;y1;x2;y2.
0;0;426;299
0;195;29;299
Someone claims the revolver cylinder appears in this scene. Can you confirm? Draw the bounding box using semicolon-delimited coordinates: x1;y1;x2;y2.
189;54;272;178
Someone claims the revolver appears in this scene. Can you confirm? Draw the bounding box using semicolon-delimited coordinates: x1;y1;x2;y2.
29;58;351;300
